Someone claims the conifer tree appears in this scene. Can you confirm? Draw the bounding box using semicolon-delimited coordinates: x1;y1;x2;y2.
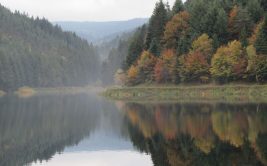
255;14;267;55
126;25;146;68
246;0;264;23
172;0;184;15
145;0;168;56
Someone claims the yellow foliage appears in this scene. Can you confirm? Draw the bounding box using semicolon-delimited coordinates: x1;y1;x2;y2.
191;34;213;59
246;45;258;73
210;40;245;80
194;138;215;154
127;65;139;80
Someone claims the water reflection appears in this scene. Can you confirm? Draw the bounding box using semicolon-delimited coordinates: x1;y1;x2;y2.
0;93;267;166
120;102;267;166
0;94;128;166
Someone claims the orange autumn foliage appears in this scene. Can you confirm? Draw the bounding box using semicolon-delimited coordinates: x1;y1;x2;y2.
182;51;210;82
154;49;177;83
163;11;190;49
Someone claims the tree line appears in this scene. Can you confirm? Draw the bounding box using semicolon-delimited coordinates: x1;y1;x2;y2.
0;4;100;90
115;0;267;85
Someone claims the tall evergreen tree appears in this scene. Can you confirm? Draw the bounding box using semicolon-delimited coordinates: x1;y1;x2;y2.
145;0;168;56
214;7;228;45
172;0;184;15
255;14;267;55
246;0;264;23
260;0;267;11
126;25;146;68
228;6;253;41
240;27;249;47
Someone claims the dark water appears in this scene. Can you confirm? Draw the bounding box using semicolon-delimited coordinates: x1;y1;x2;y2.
0;93;267;166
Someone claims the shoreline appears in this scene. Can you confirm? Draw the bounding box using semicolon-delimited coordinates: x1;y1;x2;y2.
103;84;267;103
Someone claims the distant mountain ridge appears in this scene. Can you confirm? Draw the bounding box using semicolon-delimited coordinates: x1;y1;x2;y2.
54;18;148;43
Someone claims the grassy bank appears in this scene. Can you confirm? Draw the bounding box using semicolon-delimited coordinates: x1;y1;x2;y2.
103;84;267;103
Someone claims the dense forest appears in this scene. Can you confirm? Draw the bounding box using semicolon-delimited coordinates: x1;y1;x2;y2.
0;4;100;91
115;0;267;85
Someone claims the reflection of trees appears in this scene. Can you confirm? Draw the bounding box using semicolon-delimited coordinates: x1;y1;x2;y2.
121;102;267;166
0;94;100;166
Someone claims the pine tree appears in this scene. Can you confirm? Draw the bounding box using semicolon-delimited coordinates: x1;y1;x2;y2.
214;8;228;45
246;0;264;23
149;39;160;56
240;27;249;47
255;14;267;55
228;6;253;41
126;25;146;68
145;0;168;56
172;0;184;15
260;0;267;11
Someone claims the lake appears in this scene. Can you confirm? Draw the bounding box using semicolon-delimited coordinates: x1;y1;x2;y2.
0;92;267;166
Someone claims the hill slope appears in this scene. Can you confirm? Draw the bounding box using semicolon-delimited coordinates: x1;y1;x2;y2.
0;4;100;90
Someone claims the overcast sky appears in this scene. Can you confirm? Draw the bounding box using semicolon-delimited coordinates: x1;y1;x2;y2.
0;0;178;22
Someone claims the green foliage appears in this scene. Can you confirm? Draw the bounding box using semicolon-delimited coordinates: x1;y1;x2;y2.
255;14;267;55
101;39;130;85
246;45;259;77
246;0;264;23
255;56;267;82
126;25;146;69
213;7;228;46
145;0;168;56
260;0;267;11
228;6;253;41
172;0;184;15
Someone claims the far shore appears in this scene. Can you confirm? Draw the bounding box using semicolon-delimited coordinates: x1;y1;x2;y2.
0;86;106;98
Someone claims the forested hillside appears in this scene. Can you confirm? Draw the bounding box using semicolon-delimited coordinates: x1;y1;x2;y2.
117;0;267;85
101;38;131;85
0;4;100;90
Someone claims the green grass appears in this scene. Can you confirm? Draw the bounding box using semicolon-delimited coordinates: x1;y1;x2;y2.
33;86;104;95
103;84;267;103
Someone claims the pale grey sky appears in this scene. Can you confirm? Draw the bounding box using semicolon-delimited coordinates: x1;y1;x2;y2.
0;0;177;21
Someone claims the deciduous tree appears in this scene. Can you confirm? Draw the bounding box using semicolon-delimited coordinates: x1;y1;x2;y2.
162;11;190;51
210;41;247;83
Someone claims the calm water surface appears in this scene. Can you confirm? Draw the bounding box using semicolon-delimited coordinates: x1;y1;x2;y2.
0;93;267;166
